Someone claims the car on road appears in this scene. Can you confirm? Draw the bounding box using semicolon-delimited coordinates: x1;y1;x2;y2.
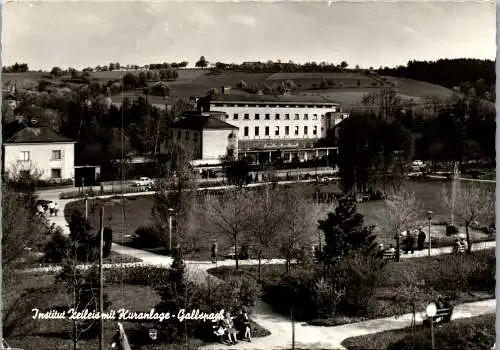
132;177;154;187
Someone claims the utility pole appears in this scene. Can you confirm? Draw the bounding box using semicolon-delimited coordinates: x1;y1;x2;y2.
84;197;88;220
99;207;104;350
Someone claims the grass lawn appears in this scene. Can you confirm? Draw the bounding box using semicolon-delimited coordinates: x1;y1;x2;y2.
64;179;495;260
209;249;495;324
25;250;142;268
6;272;270;350
341;313;496;350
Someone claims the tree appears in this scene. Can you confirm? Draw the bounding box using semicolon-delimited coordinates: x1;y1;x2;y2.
442;182;494;253
340;61;348;69
201;189;253;270
317;196;378;274
51;66;63;77
195;56;208;68
379;189;420;261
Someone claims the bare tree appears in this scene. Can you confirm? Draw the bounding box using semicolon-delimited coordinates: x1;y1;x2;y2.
200;189;253;270
378;189;421;261
247;186;282;281
278;187;319;273
442;182;495;253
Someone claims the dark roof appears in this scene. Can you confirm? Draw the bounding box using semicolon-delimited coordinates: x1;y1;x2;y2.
172;114;238;131
5;126;75;144
210;93;340;105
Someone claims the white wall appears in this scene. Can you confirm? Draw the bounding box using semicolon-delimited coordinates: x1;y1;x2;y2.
4;142;75;180
202;129;238;160
209;104;337;139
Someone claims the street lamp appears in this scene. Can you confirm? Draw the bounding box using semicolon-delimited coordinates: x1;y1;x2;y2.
427;211;433;257
426;302;437;349
168;208;175;252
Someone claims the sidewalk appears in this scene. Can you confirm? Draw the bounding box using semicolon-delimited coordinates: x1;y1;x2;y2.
199;299;496;350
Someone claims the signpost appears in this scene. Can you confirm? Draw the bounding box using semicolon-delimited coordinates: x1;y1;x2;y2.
426;302;437;349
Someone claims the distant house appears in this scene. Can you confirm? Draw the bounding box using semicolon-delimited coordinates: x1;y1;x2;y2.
162;112;239;165
3;121;76;182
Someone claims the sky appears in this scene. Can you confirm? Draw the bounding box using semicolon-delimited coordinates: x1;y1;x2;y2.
2;1;496;70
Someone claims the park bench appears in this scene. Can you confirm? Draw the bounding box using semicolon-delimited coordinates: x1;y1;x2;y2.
382;251;397;260
423;307;454;327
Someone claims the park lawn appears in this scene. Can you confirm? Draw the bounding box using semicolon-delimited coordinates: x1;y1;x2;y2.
341;313;496;350
6;271;270;350
64;179;495;260
25;251;142;268
209;249;495;324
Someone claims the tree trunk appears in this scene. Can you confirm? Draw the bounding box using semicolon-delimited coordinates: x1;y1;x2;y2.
234;236;239;270
396;231;400;262
258;255;262;282
465;222;472;254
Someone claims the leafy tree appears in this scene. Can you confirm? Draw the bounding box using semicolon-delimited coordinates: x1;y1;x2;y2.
51;66;63;77
317;196;378;273
195;56;208;68
340;61;348;69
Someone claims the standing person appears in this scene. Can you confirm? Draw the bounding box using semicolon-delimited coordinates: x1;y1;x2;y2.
237;307;252;342
417;228;426;251
48;201;55;217
53;202;59;216
407;231;415;254
211;242;218;263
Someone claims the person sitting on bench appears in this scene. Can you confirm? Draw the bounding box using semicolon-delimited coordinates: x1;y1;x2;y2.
223;312;238;344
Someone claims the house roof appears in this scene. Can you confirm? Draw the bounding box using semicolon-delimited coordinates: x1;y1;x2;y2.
171;114;238;131
210;93;340;105
5;126;75;144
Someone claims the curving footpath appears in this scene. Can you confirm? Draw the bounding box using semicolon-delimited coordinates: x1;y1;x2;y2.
35;187;497;350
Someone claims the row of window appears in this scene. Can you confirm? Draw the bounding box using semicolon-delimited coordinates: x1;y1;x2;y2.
176;130;199;142
20;150;62;161
212;103;336;109
230;113;326;121
243;125;318;137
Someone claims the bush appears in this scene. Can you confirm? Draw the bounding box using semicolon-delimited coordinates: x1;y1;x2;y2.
105;266;171;288
43;229;70;263
386;314;495;350
132;224;166;248
446;225;459;235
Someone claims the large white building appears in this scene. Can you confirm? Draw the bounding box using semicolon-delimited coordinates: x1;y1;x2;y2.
3;124;76;182
200;93;348;163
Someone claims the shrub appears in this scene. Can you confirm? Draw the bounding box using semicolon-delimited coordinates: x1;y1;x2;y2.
312;278;345;318
43;229;70;263
446;225;459;235
387;314;495;350
132;224;166;248
105;266;171;288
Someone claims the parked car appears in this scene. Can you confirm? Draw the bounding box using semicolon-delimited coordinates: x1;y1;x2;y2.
133;177;154;187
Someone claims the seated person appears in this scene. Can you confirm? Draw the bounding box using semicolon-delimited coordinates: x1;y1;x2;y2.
223;312;238;344
460;238;468;251
214;320;226;343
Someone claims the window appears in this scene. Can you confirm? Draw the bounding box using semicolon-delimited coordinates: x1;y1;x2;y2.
294;126;299;135
304;114;309;120
304;126;308;135
274;114;279;120
285;114;290;120
244;127;249;137
20;170;30;178
294;114;300;120
225;114;229;119
321;114;325;119
313;114;318;120
255;114;260;120
265;126;270;136
255;126;260;136
285;126;290;135
51;168;61;179
275;126;280;136
193;132;199;142
244;114;250;120
52;150;62;160
265;114;271;120
185;131;190;140
20;151;30;161
233;114;239;120
313;126;317;135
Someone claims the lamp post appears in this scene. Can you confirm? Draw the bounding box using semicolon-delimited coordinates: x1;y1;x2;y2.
426;302;437;349
427;211;433;257
168;208;175;252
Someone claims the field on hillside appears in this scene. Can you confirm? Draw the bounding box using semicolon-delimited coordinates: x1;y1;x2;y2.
91;68;208;81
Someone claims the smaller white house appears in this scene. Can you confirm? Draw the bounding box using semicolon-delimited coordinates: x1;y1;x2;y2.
163;112;239;165
3;125;76;182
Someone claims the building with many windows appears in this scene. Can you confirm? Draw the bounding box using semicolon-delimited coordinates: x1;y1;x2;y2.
202;93;348;163
3;122;76;182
